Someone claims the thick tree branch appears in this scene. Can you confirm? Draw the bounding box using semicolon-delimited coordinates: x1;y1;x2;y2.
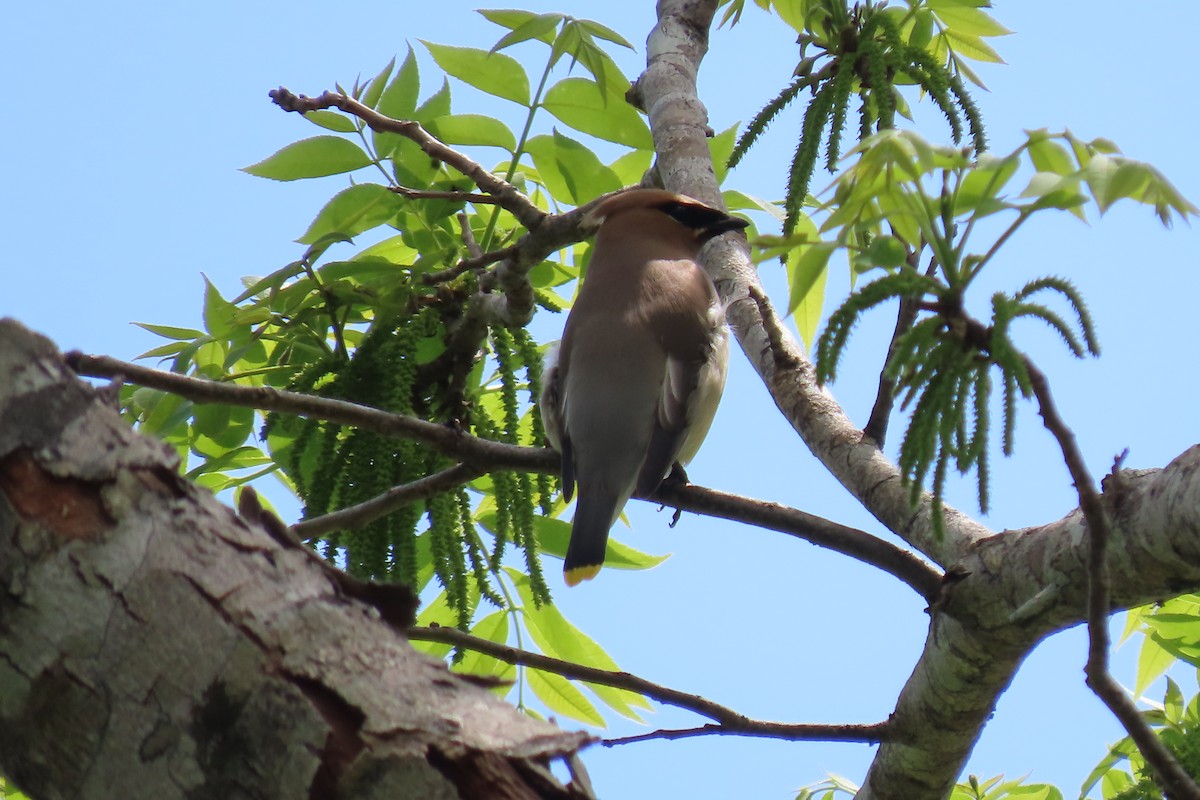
0;320;590;800
409;625;890;745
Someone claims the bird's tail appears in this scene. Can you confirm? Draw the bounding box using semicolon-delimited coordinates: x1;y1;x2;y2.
563;489;621;586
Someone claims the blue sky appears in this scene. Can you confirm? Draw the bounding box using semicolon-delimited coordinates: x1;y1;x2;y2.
5;2;1200;797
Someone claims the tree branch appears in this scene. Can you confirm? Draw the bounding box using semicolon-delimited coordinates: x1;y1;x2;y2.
1026;360;1200;799
604;722;887;746
66;351;556;475
409;625;890;745
69;352;939;597
651;481;942;603
270;87;544;230
293;463;483;540
863;243;932;447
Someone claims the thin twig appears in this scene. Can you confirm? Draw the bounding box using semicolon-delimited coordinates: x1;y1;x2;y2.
863;242;933;447
270;87;545;230
1026;358;1200;799
409;625;890;745
293;463;482;539
458;211;484;259
391;186;500;205
603;721;888;746
421;244;517;286
651;481;942;603
66;352;555;475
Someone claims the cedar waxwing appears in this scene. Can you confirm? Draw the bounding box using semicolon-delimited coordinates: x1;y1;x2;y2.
540;188;749;586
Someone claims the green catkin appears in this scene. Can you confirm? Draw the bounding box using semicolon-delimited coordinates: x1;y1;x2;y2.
472;410;512;566
513;327;556;514
463;488;504;608
973;366;991;513
825;62;855;172
729;76;809;170
785;81;838;233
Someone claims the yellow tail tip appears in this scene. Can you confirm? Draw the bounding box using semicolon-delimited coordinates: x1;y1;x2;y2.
564;564;602;587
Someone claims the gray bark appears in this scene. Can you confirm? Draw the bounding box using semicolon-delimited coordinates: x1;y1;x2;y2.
0;319;589;800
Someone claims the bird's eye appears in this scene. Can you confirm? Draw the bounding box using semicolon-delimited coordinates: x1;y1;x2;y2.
659;201;729;232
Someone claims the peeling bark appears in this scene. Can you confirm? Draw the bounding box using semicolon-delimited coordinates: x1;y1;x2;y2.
0;319;590;800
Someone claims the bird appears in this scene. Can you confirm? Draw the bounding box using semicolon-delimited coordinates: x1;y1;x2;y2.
539;188;749;586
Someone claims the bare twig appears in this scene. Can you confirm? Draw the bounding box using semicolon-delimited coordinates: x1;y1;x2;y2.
66;352;555;475
458;211;484;259
421;244;517;286
409;625;890;745
270;87;545;230
1026;360;1200;799
863;243;933;447
391;186;500;205
651;481;942;603
293;463;483;539
604;721;888;746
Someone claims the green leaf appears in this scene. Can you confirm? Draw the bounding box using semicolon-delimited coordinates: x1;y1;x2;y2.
789;245;832;350
298;184;403;244
541;77;653;149
490;13;563;52
578;19;634;50
525;131;623;205
454;611;515;680
243;136;372;181
303;110;357;133
526;667;605;726
1025;131;1075;176
926;2;1013;38
134;323;205;341
709;123;739;185
528;515;667;571
1019;172;1089;217
943;29;1005;64
1135;633;1175;698
377;46;421;121
414;78;452;125
522;600;649;720
955;153;1020;216
427;114;517;151
608;149;653;186
202;277;239;338
422;41;530;106
191;404;256;452
865;235;908;269
361;57;395;107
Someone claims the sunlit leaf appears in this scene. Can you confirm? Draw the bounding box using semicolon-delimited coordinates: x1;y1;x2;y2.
243;136;373;181
298;184;403;244
541;77;653;149
427;114;517;151
526;667;605;726
422;41;531;106
525;131;623;205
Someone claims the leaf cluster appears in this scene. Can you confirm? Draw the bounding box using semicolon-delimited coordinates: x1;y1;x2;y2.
810;125;1195;534
727;0;1000;233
